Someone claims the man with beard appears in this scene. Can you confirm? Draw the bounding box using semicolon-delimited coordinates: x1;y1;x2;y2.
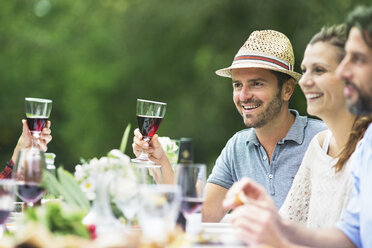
223;6;372;248
202;30;326;222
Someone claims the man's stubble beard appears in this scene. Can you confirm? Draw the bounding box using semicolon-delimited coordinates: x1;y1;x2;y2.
345;80;372;116
243;90;283;128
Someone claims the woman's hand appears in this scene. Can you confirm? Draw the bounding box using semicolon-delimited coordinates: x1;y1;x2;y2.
132;128;166;164
11;120;52;162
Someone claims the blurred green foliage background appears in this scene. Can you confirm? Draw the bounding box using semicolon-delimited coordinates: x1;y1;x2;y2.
0;0;370;173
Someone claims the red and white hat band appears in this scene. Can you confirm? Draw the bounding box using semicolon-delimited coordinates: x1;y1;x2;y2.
233;53;294;72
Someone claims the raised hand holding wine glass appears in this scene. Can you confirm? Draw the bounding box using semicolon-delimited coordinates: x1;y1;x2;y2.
13;148;46;207
0;179;15;238
25;98;52;148
175;164;206;234
132;99;166;164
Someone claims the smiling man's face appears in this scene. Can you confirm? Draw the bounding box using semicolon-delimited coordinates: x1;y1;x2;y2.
232;68;285;128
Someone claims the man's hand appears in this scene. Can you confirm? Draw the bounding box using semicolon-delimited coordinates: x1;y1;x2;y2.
223;178;289;247
223;177;271;210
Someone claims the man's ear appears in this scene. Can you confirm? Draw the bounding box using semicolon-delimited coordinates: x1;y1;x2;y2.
282;78;295;101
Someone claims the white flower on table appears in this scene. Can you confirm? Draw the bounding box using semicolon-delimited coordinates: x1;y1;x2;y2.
74;149;134;201
158;137;179;165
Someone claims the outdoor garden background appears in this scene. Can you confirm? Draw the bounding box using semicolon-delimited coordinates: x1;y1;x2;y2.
0;0;370;173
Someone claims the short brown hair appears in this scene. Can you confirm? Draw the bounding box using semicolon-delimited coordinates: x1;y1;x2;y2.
346;5;372;48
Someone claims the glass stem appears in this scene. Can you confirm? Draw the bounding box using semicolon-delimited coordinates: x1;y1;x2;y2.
138;137;151;160
31;135;39;148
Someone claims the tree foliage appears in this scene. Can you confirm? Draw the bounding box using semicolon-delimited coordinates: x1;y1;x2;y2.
0;0;370;172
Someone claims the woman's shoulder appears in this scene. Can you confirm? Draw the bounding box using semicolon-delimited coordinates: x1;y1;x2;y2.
315;130;330;148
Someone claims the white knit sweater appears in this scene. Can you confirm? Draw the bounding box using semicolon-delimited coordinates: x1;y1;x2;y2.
279;132;354;228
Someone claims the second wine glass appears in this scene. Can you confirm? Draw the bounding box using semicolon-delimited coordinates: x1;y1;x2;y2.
25;97;52;148
132;99;166;164
13;148;46;207
175;164;206;234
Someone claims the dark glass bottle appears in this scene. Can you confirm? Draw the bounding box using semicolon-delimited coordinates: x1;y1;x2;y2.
178;137;194;164
176;138;193;230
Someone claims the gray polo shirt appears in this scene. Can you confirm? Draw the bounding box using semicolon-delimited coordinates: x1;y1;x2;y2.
207;110;327;208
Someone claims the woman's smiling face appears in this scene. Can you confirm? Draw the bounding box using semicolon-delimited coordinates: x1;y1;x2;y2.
299;41;346;118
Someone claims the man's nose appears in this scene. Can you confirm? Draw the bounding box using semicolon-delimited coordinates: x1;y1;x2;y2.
336;57;351;81
239;86;253;101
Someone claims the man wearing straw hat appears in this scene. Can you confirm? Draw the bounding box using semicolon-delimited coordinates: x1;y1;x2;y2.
202;30;326;222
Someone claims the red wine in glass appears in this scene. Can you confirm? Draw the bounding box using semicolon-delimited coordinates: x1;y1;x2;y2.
137;115;163;138
180;197;203;215
0;210;11;225
16;182;45;203
132;99;167;164
27;117;48;135
25;97;52;147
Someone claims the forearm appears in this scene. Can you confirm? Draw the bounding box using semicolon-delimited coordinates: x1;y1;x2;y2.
158;155;174;184
281;220;356;248
202;183;229;222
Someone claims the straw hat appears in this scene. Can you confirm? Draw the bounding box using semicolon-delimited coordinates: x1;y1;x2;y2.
216;30;301;81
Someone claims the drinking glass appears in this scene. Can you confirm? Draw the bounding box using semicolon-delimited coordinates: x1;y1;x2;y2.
138;184;181;244
112;165;140;227
132;99;166;164
13;148;46;207
25;97;52;147
0;179;16;239
175;164;206;234
136;164;163;184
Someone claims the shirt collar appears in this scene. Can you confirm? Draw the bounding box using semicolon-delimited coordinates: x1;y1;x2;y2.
246;109;307;146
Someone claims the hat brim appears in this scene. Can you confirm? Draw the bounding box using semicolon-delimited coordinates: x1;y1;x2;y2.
216;62;302;81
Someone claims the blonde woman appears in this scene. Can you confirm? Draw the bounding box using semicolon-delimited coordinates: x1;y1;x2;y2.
279;25;371;228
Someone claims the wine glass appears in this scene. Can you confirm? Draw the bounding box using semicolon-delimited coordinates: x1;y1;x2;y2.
132;99;166;164
13;148;46;207
25;97;52;147
0;179;15;239
138;184;181;245
175;164;206;234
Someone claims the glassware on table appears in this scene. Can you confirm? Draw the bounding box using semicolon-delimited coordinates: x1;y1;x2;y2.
45;152;56;177
83;171;124;237
175;163;206;234
13;148;46;207
138;184;181;245
0;179;16;239
112;165;140;226
132;99;166;164
5;202;24;233
136;164;163;185
25;97;52;147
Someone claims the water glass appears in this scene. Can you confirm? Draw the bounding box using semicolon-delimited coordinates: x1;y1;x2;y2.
0;179;16;238
135;164;163;184
138;184;181;244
